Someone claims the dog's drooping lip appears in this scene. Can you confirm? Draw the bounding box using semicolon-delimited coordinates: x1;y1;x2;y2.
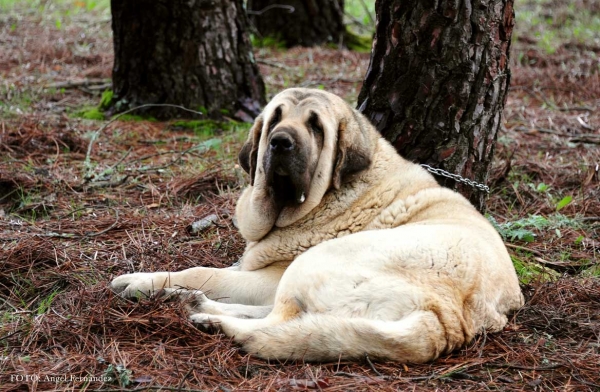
271;172;308;205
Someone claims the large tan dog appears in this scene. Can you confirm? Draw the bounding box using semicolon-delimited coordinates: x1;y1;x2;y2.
111;88;524;363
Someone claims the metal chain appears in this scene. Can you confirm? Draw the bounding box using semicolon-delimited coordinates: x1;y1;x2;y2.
420;164;490;194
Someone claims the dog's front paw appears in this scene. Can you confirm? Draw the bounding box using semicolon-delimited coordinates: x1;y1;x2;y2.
190;313;222;334
110;272;170;298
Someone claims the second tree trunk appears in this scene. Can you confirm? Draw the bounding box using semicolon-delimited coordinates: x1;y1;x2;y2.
358;0;515;211
248;0;345;47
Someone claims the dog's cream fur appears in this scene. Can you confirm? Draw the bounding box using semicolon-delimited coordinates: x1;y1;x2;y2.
111;88;524;363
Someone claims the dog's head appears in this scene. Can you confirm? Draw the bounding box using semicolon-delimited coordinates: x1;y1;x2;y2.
239;88;378;227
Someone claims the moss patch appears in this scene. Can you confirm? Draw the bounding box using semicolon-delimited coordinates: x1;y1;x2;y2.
344;29;372;53
76;107;105;120
170;119;241;138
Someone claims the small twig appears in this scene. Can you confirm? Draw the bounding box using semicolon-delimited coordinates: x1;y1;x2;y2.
570;134;600;144
81;83;112;91
578;216;600;222
177;368;194;391
0;296;19;312
89;148;132;183
397;374;437;381
43;78;110;89
246;4;294;15
330;76;363;84
576;116;594;131
333;371;361;378
486;362;564;371
557;106;595;112
478;328;487;358
82;176;129;190
506;243;544;257
364;354;384;378
509;182;526;206
256;59;291;70
0;329;24;342
85;207;119;238
0;187;19;203
534;257;590;268
513;125;569;137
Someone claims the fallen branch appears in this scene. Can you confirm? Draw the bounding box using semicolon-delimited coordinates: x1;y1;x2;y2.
364;354;385;378
557;106;595;112
256;59;291;70
486;362;565;371
79;83;113;92
570;134;600;144
506;243;545;257
43;78;111;89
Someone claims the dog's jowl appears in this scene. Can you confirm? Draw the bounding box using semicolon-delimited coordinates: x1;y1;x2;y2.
111;88;524;363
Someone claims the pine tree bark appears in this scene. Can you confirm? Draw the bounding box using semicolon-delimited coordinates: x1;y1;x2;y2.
357;0;515;211
248;0;345;47
110;0;265;120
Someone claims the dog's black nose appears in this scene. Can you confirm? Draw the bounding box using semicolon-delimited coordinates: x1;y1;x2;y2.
270;133;295;151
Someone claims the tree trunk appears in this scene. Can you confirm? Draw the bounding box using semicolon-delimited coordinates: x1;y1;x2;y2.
248;0;345;47
357;0;515;211
110;0;265;120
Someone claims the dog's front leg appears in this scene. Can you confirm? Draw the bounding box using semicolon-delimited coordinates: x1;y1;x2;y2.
110;263;287;305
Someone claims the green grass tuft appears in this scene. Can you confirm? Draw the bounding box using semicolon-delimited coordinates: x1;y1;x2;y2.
76;107;105;120
115;114;157;122
99;90;113;110
250;34;287;49
488;213;582;243
511;255;560;284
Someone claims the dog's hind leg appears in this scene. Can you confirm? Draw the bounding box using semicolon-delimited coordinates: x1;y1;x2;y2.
190;309;459;363
160;288;273;319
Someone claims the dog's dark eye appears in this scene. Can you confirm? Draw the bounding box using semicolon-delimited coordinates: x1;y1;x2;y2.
268;106;282;132
308;112;323;135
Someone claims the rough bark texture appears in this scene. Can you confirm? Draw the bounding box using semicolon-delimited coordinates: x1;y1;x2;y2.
248;0;345;47
357;0;515;211
111;0;265;120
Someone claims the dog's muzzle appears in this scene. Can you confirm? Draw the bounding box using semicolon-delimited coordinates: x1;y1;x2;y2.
264;128;309;205
269;132;296;177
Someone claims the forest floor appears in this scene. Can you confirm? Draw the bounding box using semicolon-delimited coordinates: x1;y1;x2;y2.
1;0;599;391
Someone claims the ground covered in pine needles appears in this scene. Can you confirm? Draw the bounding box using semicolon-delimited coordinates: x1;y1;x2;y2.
1;1;599;391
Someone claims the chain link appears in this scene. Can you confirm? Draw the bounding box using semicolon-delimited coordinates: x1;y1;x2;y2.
420;164;490;194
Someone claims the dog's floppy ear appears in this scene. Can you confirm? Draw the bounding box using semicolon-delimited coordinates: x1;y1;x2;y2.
332;110;377;190
238;115;264;186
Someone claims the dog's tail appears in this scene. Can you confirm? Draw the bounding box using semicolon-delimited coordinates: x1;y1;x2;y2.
234;310;465;363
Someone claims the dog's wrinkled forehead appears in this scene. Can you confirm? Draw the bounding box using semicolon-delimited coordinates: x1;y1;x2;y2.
263;89;338;129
